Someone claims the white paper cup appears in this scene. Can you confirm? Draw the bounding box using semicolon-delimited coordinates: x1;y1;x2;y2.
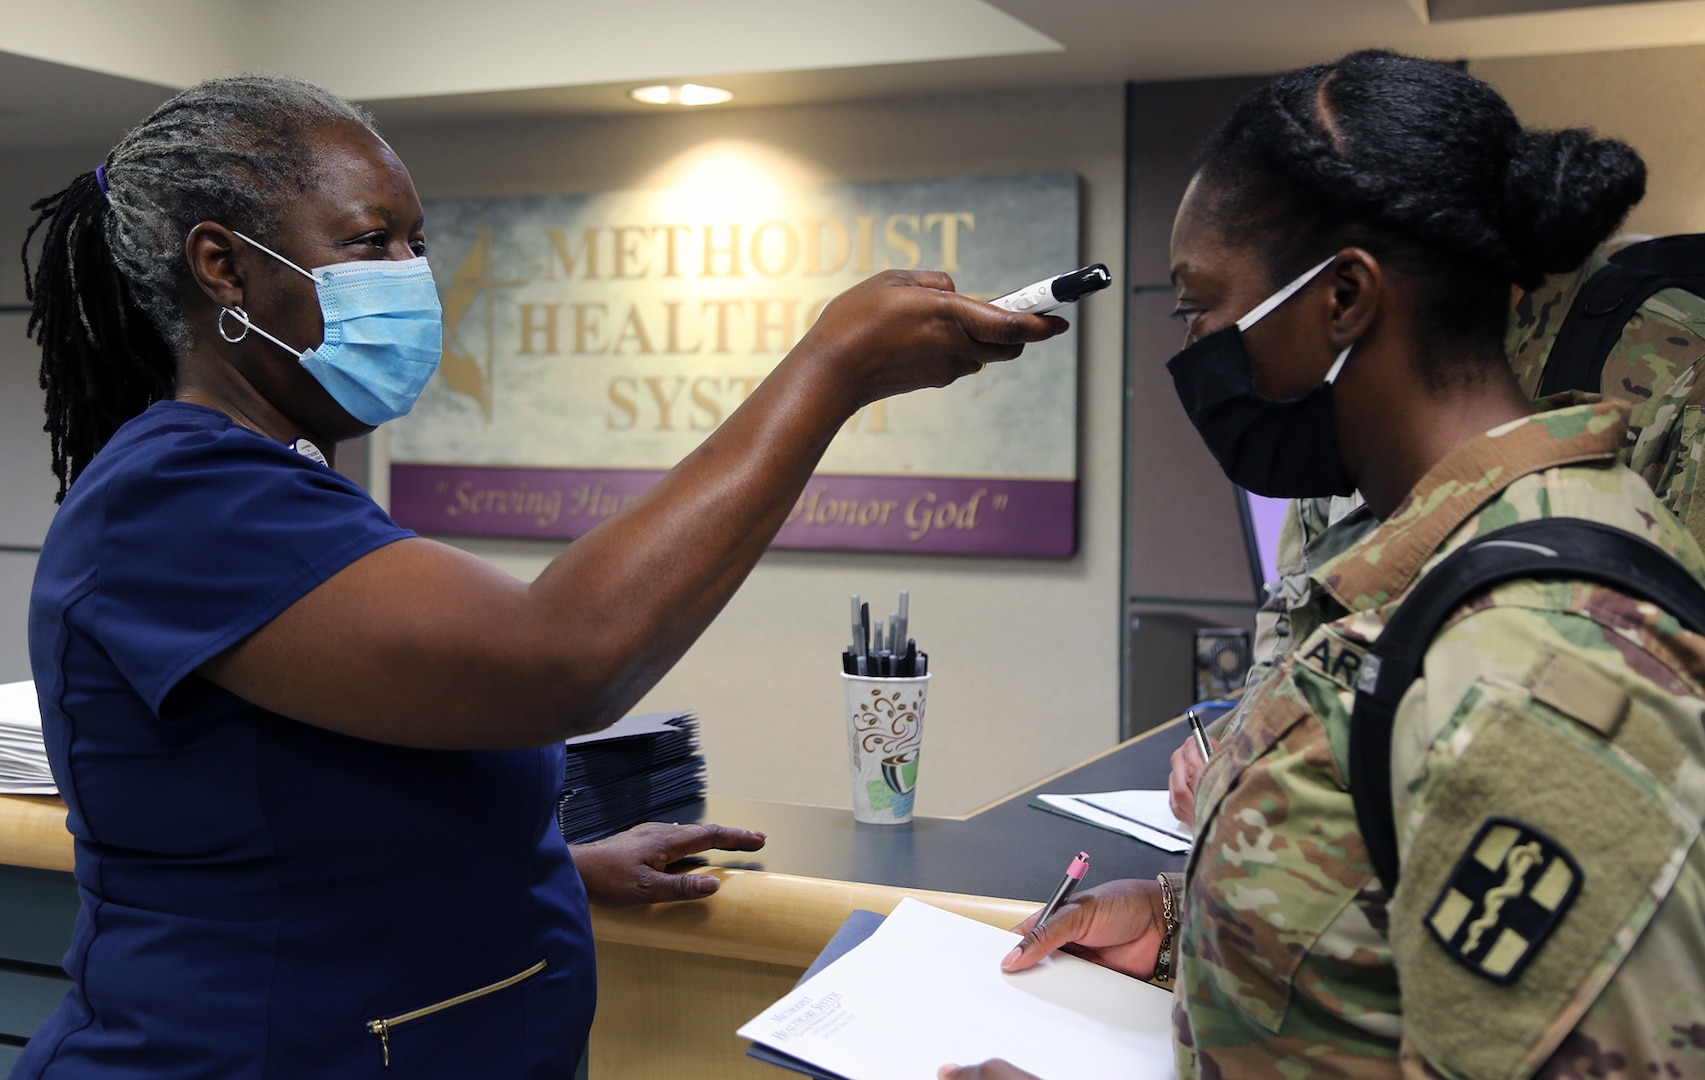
841;672;930;824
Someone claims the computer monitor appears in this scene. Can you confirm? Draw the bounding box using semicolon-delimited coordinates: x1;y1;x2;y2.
1237;490;1288;604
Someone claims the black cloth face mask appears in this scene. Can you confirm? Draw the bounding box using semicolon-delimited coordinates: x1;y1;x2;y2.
1166;255;1356;499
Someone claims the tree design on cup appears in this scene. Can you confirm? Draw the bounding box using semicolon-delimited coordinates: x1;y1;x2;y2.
852;688;923;795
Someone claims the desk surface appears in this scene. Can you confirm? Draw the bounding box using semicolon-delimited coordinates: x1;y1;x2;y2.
683;721;1186;903
0;720;1189;903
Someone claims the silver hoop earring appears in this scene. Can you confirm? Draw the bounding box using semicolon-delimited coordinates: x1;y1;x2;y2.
218;306;251;343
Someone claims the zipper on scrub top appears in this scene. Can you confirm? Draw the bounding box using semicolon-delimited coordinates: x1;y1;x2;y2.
366;958;547;1066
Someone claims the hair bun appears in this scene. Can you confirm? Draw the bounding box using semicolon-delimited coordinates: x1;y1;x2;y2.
1501;128;1645;287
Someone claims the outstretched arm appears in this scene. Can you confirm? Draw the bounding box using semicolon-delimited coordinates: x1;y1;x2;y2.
202;271;1065;748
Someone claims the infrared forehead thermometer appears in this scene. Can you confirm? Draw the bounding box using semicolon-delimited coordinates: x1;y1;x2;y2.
989;263;1112;315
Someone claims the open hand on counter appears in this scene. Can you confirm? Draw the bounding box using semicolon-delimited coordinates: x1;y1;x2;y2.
568;821;765;908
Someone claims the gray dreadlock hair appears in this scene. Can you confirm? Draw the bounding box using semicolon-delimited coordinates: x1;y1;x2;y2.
22;74;378;500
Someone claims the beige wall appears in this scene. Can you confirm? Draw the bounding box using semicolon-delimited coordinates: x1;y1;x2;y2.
1472;44;1705;237
376;87;1128;816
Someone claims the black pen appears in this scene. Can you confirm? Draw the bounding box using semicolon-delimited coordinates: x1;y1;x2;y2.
1186;707;1212;762
1033;851;1089;933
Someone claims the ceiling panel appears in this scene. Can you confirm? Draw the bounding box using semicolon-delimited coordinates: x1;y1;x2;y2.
1427;0;1659;18
5;0;1705;148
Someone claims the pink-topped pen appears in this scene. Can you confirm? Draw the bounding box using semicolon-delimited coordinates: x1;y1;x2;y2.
1033;851;1090;933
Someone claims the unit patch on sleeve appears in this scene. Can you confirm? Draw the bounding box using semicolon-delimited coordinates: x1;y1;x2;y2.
1424;816;1582;985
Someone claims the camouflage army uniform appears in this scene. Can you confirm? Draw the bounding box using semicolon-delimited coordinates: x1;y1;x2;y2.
1176;398;1705;1079
1249;259;1705;681
1509;258;1705;532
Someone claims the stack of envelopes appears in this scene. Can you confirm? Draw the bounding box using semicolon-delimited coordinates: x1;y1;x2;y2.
556;711;705;844
0;680;55;795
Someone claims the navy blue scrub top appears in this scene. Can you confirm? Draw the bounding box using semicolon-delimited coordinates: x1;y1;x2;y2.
17;401;596;1079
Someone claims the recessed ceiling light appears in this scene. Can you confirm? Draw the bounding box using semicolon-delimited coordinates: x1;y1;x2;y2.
676;84;733;106
628;83;733;107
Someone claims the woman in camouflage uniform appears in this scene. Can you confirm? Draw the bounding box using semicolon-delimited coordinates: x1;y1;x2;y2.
946;50;1705;1080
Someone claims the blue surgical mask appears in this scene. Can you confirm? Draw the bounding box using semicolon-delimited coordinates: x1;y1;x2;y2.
218;231;442;426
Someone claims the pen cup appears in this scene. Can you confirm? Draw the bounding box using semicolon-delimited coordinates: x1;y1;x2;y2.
841;672;930;825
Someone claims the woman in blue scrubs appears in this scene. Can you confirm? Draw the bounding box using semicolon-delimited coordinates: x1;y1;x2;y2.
15;76;1061;1079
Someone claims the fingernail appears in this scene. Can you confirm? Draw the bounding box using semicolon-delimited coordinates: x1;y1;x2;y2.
1002;946;1022;968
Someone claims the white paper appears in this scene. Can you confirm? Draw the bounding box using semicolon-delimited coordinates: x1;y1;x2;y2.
0;679;54;794
0;782;57;795
0;680;41;732
738;898;1176;1080
1034;790;1193;854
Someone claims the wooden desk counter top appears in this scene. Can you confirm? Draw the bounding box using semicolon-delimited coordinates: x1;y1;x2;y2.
0;794;73;874
0;718;1181;959
594;868;1032;966
0;716;1179;894
0;798;1039;963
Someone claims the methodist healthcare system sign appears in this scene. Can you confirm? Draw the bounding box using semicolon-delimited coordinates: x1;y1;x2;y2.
388;172;1081;556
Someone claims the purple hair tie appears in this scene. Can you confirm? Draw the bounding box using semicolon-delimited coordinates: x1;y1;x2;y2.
94;165;108;195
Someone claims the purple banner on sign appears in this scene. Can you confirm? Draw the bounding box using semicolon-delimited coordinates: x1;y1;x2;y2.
390;463;1076;558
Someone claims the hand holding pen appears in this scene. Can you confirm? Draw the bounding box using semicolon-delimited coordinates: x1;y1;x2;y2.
1186;707;1212;762
1001;873;1174;981
1033;851;1088;933
1170;707;1219;826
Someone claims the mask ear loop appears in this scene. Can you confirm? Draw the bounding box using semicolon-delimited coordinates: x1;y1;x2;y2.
215;232;316;358
229;229;318;283
218;304;305;358
1236;255;1337;333
1324;343;1354;384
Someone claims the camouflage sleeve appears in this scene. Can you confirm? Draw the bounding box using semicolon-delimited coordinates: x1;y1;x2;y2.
1530;842;1705;1080
1607;292;1705;545
1504;263;1597;397
1506;260;1705;553
1247;499;1312;679
1249;497;1369;686
1386;594;1705;1080
1400;851;1705;1080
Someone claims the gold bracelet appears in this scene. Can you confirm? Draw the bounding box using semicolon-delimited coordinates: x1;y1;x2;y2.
1154;872;1184;982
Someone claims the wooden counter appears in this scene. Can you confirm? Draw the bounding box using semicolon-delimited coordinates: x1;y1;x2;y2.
0;721;1182;1077
586;869;1039;1077
0;794;73;874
